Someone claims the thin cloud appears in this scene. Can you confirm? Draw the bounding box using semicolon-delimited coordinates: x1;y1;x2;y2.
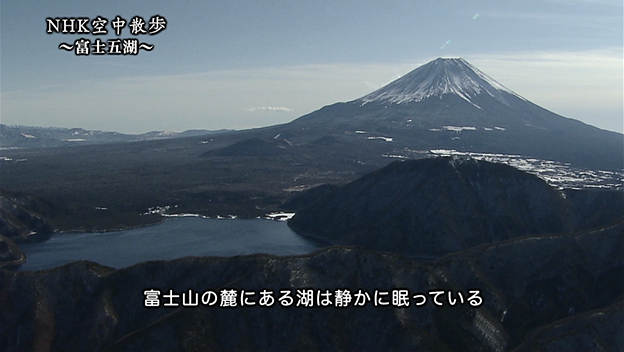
243;106;293;112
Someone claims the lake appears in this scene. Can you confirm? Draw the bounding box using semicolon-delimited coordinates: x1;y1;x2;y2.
18;217;327;271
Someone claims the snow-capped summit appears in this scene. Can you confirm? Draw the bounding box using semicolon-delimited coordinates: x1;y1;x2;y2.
360;57;525;108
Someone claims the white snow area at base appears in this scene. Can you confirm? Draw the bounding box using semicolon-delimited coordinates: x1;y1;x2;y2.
382;154;409;159
442;126;477;132
264;212;296;221
162;213;212;219
425;149;623;190
0;157;27;162
430;149;458;155
429;126;505;132
368;136;394;142
215;215;238;219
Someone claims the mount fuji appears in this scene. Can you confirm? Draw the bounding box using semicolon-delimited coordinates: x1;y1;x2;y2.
275;57;622;171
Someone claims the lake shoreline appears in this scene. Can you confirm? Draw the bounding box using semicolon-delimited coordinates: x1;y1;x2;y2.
16;216;323;272
34;211;296;238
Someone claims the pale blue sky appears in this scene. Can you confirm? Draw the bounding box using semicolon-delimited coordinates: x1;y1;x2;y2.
1;0;622;133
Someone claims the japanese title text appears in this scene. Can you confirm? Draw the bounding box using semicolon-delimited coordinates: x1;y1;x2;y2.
46;16;167;56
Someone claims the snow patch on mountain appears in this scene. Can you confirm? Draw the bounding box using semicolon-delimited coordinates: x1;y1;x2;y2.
428;149;623;190
360;58;526;107
156;131;178;136
368;136;394;142
442;126;477;132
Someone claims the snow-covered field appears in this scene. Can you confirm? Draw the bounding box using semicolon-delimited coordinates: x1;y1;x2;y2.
383;148;623;190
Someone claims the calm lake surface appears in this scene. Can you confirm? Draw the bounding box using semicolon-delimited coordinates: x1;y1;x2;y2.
18;217;327;271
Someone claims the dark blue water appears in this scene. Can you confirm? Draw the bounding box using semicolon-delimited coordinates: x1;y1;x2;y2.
18;217;326;271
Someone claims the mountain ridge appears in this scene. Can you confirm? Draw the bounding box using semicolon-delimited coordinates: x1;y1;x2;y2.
0;124;232;149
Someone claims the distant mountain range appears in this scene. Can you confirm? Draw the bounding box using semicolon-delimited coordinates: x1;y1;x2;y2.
0;124;230;149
